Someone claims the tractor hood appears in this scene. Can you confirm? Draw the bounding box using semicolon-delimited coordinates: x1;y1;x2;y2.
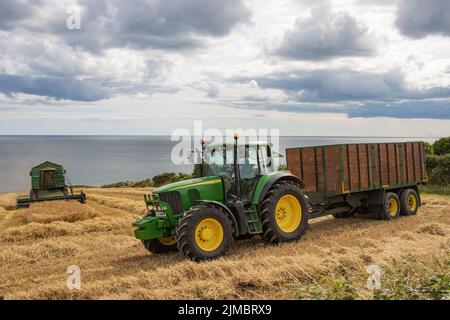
153;176;223;194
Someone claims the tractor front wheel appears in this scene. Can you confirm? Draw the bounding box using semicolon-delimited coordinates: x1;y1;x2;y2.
260;180;309;244
176;206;233;260
142;237;178;254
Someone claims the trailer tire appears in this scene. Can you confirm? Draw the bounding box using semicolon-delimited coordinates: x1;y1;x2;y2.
260;180;309;244
176;205;233;261
142;237;178;254
399;188;419;216
379;192;400;220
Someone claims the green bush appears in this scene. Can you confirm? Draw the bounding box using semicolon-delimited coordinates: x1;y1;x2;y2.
152;172;192;186
433;137;450;155
429;166;450;186
426;154;442;174
425;154;450;186
101;179;154;188
102;172;192;188
424;142;434;155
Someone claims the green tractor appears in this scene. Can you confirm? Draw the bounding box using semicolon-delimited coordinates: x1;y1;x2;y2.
133;136;309;260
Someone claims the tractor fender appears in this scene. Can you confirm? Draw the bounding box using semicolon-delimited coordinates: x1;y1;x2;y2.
194;200;240;237
257;172;304;207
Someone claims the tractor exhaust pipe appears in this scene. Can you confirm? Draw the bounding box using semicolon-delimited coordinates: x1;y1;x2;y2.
233;132;241;200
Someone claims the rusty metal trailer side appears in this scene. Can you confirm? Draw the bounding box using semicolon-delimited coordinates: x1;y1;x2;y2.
286;142;427;216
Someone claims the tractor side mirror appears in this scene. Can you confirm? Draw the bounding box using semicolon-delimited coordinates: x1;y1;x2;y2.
272;151;284;158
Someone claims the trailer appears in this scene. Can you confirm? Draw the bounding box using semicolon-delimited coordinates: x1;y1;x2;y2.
286;142;427;220
16;161;86;208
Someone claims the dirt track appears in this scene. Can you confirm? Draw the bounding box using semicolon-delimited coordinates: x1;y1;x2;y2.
0;188;448;300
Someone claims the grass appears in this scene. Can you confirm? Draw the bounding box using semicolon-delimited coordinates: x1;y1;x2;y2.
373;255;450;300
420;184;450;196
0;189;448;300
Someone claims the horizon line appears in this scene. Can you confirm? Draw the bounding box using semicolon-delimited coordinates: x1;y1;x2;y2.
0;134;442;139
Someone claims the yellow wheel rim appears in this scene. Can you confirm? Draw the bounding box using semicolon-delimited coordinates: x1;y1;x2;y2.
388;198;398;216
408;194;417;211
275;194;302;233
158;236;176;245
195;218;223;252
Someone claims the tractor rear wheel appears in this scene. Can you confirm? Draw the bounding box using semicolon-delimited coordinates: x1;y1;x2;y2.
260;180;309;244
379;192;400;220
176;205;233;260
142;237;177;254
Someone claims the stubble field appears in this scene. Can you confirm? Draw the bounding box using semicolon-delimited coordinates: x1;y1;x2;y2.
0;188;448;300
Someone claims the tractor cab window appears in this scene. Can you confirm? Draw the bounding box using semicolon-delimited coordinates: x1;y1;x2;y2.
238;145;259;179
205;144;275;178
259;145;275;174
205;146;233;177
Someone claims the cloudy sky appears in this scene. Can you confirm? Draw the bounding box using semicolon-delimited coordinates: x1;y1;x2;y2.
0;0;450;136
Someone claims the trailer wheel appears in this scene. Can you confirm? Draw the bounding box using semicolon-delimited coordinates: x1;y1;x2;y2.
379;192;400;220
260;180;309;244
400;188;419;216
176;205;233;261
142;237;178;254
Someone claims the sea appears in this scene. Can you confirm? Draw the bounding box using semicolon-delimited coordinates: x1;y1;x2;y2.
0;136;438;192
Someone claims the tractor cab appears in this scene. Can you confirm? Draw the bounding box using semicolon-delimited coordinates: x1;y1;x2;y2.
203;140;276;203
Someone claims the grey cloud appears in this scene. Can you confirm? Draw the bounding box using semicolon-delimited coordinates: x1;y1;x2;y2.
0;1;36;30
0;5;182;103
347;100;450;119
396;0;450;38
218;97;450;119
1;0;251;52
237;69;450;103
225;68;450;119
0;74;112;101
0;73;179;102
276;8;375;60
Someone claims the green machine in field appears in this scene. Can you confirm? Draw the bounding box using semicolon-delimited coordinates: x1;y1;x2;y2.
133;136;426;260
133;135;309;260
16;161;86;208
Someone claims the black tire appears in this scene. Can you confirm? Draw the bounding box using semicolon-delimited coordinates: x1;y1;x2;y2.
260;180;309;244
379;192;400;220
142;237;178;254
176;205;233;261
399;188;419;216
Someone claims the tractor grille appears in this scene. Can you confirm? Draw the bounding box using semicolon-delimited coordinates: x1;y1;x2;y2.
159;191;183;214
